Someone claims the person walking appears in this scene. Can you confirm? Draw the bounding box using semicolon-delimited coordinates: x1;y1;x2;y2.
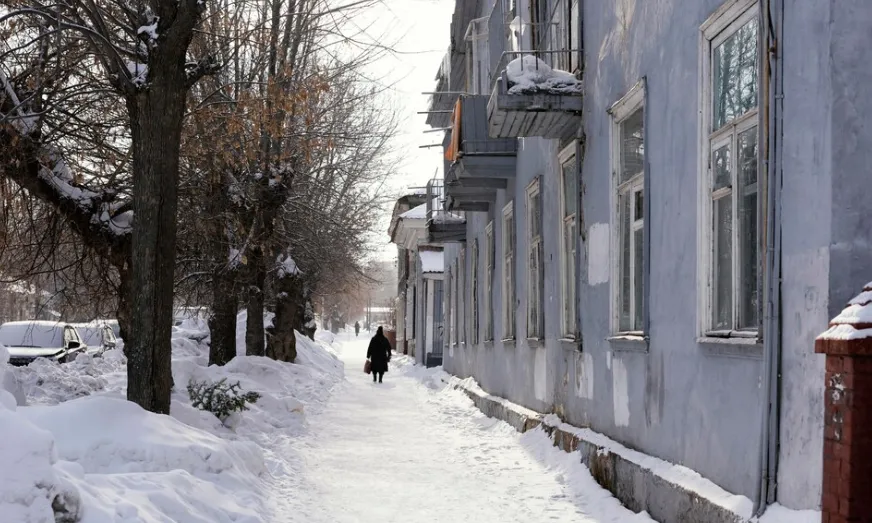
366;326;392;383
354;321;360;337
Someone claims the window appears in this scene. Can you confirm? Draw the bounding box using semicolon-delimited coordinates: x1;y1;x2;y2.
530;0;549;53
546;0;580;72
701;1;761;336
502;202;516;339
485;222;495;341
526;179;544;339
610;83;645;334
471;239;480;344
559;145;578;338
459;247;467;343
449;263;457;346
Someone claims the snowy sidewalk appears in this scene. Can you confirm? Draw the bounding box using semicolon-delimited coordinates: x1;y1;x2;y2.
269;334;653;523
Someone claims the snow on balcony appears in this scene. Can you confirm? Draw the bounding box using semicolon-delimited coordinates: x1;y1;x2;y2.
488;54;583;139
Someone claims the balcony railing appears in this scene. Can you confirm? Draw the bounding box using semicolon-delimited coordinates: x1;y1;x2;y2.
425;178;465;224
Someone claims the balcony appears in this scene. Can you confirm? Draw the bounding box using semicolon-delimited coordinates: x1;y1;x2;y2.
487;51;583;139
425;179;466;243
445;95;517;180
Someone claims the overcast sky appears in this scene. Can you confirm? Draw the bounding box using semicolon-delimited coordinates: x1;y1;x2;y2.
354;0;455;261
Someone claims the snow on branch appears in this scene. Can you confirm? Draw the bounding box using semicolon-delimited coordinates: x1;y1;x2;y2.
1;79;133;256
276;252;301;279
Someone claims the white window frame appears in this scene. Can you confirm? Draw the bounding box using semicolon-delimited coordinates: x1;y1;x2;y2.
526;178;544;340
449;262;457;346
609;81;645;336
502;202;516;340
697;0;761;339
471;238;480;345
558;144;577;339
459;247;467;344
485;222;495;342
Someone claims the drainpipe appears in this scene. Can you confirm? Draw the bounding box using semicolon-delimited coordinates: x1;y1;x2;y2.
756;0;784;514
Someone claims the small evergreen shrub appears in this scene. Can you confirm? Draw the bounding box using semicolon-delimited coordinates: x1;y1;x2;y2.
187;378;261;420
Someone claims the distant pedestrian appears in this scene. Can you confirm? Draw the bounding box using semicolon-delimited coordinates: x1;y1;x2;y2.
354;321;360;337
366;326;391;384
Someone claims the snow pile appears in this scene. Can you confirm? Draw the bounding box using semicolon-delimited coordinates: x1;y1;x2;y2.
1;315;343;522
818;282;872;341
11;350;126;406
817;282;872;340
505;55;583;95
754;503;820;523
0;343;84;523
518;426;655;522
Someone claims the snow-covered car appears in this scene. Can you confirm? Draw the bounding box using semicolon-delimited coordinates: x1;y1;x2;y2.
0;321;88;366
72;322;118;356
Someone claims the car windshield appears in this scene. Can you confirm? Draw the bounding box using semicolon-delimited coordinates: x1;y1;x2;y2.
75;327;103;347
0;323;64;348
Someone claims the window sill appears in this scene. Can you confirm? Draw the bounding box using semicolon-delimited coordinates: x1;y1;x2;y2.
607;334;649;353
483;340;494;350
501;338;516;349
697;336;763;360
526;337;544;349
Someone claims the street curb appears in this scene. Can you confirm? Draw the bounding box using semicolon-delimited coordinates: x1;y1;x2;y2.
446;377;750;523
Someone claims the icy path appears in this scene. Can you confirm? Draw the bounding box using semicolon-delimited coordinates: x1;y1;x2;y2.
268;334;652;523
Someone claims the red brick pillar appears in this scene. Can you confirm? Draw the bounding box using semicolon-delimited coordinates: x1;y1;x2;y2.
815;281;872;523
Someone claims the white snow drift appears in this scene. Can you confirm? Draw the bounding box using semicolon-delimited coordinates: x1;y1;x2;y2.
0;316;343;523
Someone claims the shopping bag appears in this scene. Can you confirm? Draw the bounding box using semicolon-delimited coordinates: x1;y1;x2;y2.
364;359;372;374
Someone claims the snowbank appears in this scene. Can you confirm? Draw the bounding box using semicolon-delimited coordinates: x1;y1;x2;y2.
505;55;583;95
1;318;344;522
0;343;83;523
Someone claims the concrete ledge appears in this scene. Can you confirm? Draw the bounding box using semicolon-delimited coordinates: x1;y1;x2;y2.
447;377;752;523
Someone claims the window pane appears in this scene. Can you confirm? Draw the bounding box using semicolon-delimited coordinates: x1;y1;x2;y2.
473;241;479;343
712;196;733;330
738;126;759;329
564;220;576;336
570;0;579;71
563;160;577;218
712;143;731;191
530;191;541;237
619;192;632;331
713;18;758;130
633;227;644;330
507;254;515;338
634;189;644;222
529;246;539;337
620;108;645;184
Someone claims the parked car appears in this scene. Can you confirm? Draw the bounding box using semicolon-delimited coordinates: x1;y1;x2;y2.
0;321;88;366
72;322;118;356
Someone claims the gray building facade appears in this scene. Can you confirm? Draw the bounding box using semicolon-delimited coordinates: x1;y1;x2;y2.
421;0;872;515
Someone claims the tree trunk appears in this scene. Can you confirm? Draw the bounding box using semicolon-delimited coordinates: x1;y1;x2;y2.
116;263;132;352
266;274;298;362
125;71;187;415
209;268;238;365
245;247;266;356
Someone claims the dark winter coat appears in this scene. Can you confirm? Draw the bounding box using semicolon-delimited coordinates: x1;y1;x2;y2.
366;330;391;374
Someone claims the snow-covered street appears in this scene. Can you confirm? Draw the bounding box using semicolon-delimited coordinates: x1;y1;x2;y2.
270;333;652;523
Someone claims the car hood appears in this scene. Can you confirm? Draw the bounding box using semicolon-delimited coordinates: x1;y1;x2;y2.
5;346;64;359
